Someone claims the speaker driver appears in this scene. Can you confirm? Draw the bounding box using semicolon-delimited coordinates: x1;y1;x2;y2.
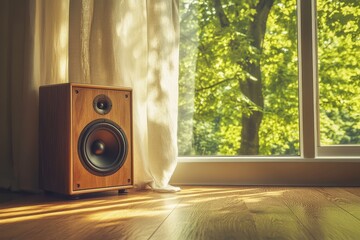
78;119;128;176
93;94;112;115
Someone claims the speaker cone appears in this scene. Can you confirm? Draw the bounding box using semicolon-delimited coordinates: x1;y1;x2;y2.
78;119;128;176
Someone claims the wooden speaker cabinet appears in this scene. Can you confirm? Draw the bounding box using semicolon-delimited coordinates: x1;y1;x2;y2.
39;83;133;196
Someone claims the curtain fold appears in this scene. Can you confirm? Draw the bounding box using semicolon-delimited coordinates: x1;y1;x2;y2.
146;0;180;192
0;0;180;192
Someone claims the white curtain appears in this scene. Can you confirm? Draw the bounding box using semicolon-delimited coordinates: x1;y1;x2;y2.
0;0;180;192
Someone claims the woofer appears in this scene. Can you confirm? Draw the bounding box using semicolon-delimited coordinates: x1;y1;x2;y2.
78;119;128;176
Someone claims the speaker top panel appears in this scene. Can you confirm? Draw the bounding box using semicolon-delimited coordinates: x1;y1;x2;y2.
71;83;132;92
40;83;132;94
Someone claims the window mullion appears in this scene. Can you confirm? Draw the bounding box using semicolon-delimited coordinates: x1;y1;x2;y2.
298;0;317;158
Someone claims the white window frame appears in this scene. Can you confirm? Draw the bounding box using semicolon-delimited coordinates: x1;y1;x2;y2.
313;0;360;158
171;0;360;186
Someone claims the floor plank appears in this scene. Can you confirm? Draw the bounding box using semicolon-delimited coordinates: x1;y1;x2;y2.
344;187;360;199
278;187;360;240
150;187;260;240
1;187;360;240
152;187;316;240
317;187;360;222
242;188;315;240
0;190;180;240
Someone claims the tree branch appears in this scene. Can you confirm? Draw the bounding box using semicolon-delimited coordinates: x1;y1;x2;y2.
213;0;230;28
195;77;236;92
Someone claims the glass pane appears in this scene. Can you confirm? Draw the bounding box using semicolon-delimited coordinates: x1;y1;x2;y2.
317;0;360;145
178;0;299;156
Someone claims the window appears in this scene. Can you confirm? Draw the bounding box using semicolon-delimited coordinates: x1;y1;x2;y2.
178;0;359;159
316;0;360;156
178;0;300;157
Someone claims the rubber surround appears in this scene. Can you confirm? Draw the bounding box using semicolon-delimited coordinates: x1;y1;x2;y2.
78;119;128;176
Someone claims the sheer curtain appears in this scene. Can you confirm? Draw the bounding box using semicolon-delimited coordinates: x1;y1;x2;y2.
0;0;180;192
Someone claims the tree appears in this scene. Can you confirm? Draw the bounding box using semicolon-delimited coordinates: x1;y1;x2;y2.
178;0;298;156
317;0;360;145
178;0;359;156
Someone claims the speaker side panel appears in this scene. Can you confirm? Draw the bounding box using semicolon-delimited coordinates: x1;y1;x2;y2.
39;84;72;195
71;86;133;192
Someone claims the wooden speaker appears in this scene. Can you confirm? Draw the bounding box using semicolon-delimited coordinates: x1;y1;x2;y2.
39;83;133;195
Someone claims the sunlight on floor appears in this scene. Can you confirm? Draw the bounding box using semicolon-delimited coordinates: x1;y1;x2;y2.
88;208;168;220
0;187;287;224
0;195;153;224
2;187;360;240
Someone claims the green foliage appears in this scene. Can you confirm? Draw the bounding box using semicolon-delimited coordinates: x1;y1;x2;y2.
178;0;359;156
317;0;360;145
260;0;299;155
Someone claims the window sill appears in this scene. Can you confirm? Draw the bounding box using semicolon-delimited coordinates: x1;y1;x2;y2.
177;156;360;163
171;158;360;186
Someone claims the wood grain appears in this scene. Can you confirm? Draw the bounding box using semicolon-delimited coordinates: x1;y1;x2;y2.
39;83;133;196
39;83;72;194
71;85;133;192
241;188;314;240
0;190;179;240
150;187;260;240
277;187;360;240
317;188;360;221
1;187;360;240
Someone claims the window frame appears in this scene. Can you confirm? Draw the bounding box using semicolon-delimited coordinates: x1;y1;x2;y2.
175;0;360;173
313;0;360;157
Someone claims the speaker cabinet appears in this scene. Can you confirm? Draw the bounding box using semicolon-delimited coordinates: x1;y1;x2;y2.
39;83;133;195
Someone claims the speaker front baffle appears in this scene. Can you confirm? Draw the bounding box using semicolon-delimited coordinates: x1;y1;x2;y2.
39;83;133;196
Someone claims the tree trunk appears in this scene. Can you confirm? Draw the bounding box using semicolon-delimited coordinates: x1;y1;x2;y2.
213;0;274;155
239;0;274;155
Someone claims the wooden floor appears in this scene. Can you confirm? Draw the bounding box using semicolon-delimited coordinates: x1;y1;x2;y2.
1;186;360;240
